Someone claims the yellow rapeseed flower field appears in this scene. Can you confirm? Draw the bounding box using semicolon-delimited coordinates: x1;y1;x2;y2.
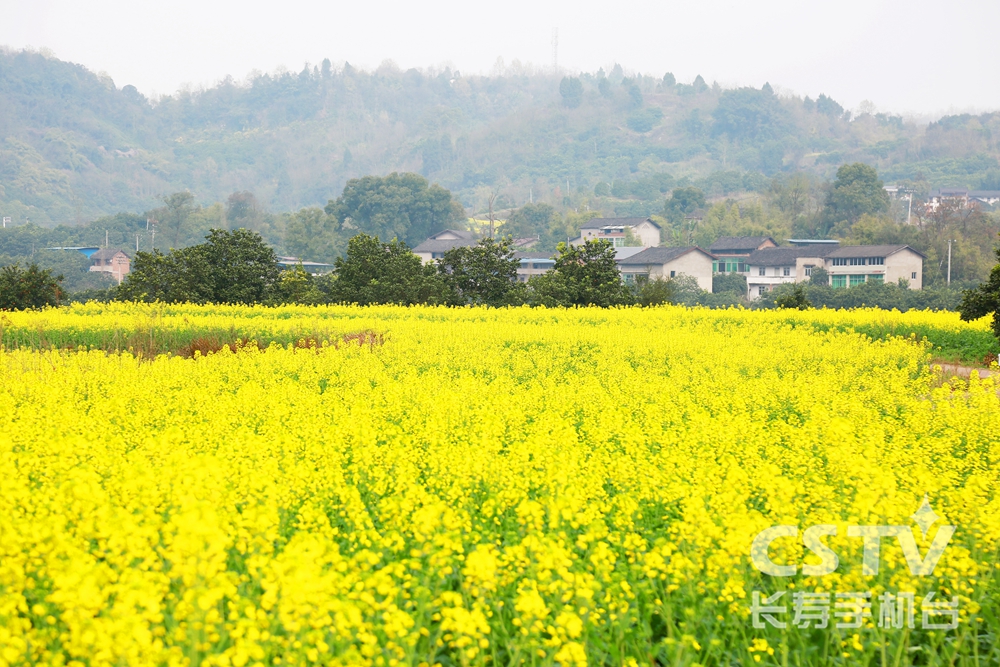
0;303;997;666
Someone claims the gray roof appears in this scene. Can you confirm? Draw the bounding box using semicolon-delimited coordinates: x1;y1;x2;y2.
429;228;478;240
826;244;926;259
580;217;661;229
412;238;479;253
90;248;130;260
616;246;713;265
513;251;555;260
747;245;837;266
709;236;777;252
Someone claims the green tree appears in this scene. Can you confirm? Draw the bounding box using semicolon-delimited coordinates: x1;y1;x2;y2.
437;237;524;306
662;73;676;87
0;263;63;310
822;163;890;231
324;173;465;246
158;192;197;249
504;203;559;244
115;229;278;304
283;207;344;263
663;187;706;223
559;77;583;109
201;228;280;304
712;87;788;142
270;266;325;305
959;237;1000;344
528;239;633;307
809;267;829;286
115;246;213;304
324;233;450;305
774;284;812;310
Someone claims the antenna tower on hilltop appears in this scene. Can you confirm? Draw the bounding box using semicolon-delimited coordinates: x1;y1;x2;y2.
551;28;558;73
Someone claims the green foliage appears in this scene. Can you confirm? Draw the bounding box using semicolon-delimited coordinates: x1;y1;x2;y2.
712;272;748;298
270;266;325;305
634;277;675;306
712;86;789;142
202;229;281;304
115;247;214;304
626;108;664;133
437;237;524;306
959;236;1000;343
559;77;583;109
810;267;829;286
774;284;812;310
116;228;278;304
822;163;890;230
663;187;706;223
282;207;343;263
324;173;465;246
0;263;63;310
323;233;450;305
528;240;633;307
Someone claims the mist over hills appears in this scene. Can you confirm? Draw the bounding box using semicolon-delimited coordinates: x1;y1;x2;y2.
2;47;1000;225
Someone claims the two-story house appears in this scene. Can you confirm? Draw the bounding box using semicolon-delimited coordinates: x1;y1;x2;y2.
746;244;925;297
89;248;131;283
708;236;777;273
616;246;715;291
576;217;661;248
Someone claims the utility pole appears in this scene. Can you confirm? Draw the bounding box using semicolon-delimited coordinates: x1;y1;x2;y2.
947;239;955;285
136;234;140;252
105;229;109;248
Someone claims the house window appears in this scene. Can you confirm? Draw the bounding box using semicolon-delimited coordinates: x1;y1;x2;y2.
804;265;814;277
758;267;765;276
738;262;746;272
832;258;848;266
758;286;767;295
832;275;847;288
669;270;676;278
868;257;884;265
782;267;790;276
868;274;884;283
849;257;865;266
849;274;866;287
911;272;917;279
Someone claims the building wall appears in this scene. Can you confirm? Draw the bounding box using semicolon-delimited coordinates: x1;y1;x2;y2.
884;248;923;289
634;221;661;247
644;252;714;292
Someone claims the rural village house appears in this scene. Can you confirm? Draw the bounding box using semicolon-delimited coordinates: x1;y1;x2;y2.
616;247;715;291
573;217;661;248
708;236;777;273
89;248;131;283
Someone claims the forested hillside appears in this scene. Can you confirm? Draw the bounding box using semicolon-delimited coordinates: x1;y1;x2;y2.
3;48;1000;225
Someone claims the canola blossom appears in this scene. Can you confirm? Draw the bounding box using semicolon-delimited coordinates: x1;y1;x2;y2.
0;303;998;666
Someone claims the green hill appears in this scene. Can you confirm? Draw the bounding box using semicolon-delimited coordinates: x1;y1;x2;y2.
3;49;1000;225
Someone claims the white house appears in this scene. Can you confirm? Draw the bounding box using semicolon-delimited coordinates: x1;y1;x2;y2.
576;217;661;248
412;229;479;264
616;246;716;292
745;243;926;298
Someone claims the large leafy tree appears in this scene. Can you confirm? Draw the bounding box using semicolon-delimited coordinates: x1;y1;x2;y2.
116;228;278;304
711;86;788;142
0;263;63;310
959;237;1000;344
324;173;465;246
115;246;213;304
438;237;523;306
324;233;451;305
822;163;890;230
202;229;280;304
528;239;633;307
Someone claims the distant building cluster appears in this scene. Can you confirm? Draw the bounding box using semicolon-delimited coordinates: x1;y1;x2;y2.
412;218;925;298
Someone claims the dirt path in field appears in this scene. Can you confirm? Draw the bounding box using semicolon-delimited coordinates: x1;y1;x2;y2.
931;362;1000;381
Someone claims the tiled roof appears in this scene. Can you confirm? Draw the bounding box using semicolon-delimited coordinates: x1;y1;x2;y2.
616;246;713;265
708;236;777;252
747;245;837;266
580;217;660;229
428;229;478;240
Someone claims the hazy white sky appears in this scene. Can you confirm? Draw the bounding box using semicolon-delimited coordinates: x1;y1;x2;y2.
2;0;997;117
